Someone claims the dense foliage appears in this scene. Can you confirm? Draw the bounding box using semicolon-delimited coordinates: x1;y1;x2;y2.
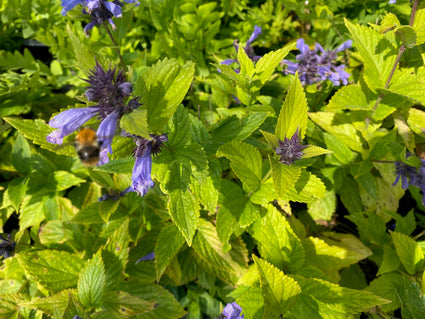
1;0;425;318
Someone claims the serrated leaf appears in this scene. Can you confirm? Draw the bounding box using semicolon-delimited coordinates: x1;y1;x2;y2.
238;45;254;78
378;12;400;33
6;176;29;210
413;9;425;46
192;220;248;284
309;111;363;153
391;231;424;275
3;117;75;156
155;224;185;280
66;25;93;74
78;253;105;309
20;290;76;317
50;171;85;191
167;105;191;148
139;58;195;132
94;157;134;174
20;194;47;229
18;250;84;292
345;19;397;91
395;25;417;48
302;145;332;159
217;141;263;192
254;256;301;317
326;85;370;111
254;204;305;271
235;285;264;319
275;74;308;140
69;202;104;224
384;68;425;105
377;244;400;276
255;42;296;84
270;158;301;199
11;133;32;174
99;199;120;222
288;276;390;318
260;130;279;149
408;107;425;135
120;109;149;139
285;171;326;203
103;291;156;316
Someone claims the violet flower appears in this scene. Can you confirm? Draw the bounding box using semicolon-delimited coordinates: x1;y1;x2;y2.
283;38;352;86
121;133;167;197
60;0;139;36
221;25;263;71
222;302;244;319
136;252;155;263
47;61;138;165
275;128;308;165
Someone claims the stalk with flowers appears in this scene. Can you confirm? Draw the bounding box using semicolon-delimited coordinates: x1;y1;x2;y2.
2;0;425;318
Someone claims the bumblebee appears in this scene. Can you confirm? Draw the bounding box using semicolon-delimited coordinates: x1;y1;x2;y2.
74;128;102;166
0;234;16;258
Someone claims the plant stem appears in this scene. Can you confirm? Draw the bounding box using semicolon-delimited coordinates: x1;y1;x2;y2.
372;0;419;112
105;24;126;70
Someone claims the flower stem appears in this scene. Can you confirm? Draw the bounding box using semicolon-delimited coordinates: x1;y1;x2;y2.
105;24;126;70
372;0;419;112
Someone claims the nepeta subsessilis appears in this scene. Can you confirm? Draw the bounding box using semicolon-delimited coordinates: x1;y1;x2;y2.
275;128;308;165
222;302;244;319
283;38;351;86
47;61;139;165
61;0;139;35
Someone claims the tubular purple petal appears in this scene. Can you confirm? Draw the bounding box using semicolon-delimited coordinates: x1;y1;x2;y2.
123;0;139;5
131;148;154;196
296;38;310;55
61;0;83;15
46;130;64;144
97;109;119;155
86;0;100;11
223;302;244;319
247;25;262;46
336;40;353;52
84;22;96;36
48;108;99;143
104;1;122;17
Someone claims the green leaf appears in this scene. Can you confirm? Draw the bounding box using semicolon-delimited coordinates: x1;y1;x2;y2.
326;85;370;111
309;111;363;153
302;145;332;159
167;105;191;148
288;276;390;318
345;19;397;91
384;68;425;105
377;244;400;276
413;9;425;46
254;256;301;317
138;58;195;132
20;194;47;229
408;107;425;135
78;252;105;309
217;141;263;192
3;117;75;156
395;26;417;48
94;157;134;174
302;235;372;280
391;231;424;275
275;74;308;140
270;158;301;199
17;250;84;292
261;130;279;149
70;202;104;224
20;290;78;317
103;291;156;316
66;25;93;74
255;42;296;84
254;204;305;272
238;45;254;78
120;109;150;139
192;219;248;284
307;190;337;222
11;133;32;174
50;171;85;191
6;176;29;210
285;171;326;204
99;199;120;222
155;224;185;280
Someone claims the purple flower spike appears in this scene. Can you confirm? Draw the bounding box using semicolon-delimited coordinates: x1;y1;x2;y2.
247;25;262;46
47;107;99;144
136;252;155;263
389;0;396;3
393;160;416;190
223;302;244;319
275;128;308;165
61;0;83;15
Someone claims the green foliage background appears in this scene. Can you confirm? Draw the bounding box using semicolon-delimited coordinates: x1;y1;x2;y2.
1;0;425;318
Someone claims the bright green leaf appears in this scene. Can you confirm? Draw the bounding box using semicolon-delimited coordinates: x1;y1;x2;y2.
78;253;105;309
120;109;150;139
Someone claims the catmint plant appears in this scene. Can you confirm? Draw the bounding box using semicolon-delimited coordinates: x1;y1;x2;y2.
222;302;244;319
46;61;138;165
275;128;308;165
283;38;351;86
61;0;139;35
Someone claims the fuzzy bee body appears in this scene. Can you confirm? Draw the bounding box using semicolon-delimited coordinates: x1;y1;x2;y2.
0;234;16;258
74;128;101;166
